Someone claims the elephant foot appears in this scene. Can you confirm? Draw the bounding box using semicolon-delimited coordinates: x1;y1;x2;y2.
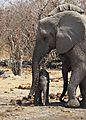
43;102;49;106
66;99;80;108
34;100;43;106
80;99;86;108
34;102;43;106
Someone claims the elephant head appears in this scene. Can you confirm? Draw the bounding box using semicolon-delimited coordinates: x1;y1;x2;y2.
29;11;85;97
29;19;57;96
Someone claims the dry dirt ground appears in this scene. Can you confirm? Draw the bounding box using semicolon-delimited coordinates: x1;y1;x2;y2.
0;67;86;120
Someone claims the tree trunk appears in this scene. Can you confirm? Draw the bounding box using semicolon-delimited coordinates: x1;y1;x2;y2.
10;40;22;76
11;60;22;76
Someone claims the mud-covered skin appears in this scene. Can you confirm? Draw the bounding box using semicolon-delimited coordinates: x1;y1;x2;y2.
34;69;49;106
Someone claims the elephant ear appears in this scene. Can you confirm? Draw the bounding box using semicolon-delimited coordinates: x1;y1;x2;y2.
56;26;84;54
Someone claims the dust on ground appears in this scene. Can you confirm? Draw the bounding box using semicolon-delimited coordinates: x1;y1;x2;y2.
0;67;86;120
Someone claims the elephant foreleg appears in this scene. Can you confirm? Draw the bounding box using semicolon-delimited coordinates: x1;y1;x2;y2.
67;63;86;108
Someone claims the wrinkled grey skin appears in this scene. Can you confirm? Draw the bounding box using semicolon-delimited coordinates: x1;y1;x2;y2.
29;11;86;108
48;3;84;16
48;4;85;102
34;69;49;106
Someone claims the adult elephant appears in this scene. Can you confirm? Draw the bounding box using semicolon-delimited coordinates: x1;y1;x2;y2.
29;11;86;108
48;3;85;102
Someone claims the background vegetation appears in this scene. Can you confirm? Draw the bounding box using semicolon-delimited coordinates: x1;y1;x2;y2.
0;0;86;75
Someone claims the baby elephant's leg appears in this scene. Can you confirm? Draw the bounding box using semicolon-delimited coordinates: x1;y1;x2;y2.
46;82;49;104
42;82;49;106
43;88;47;106
34;86;42;106
42;88;48;105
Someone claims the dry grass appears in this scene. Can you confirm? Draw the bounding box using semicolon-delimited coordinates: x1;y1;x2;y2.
0;67;85;120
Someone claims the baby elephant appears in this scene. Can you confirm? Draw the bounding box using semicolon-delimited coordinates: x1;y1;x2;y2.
34;69;49;106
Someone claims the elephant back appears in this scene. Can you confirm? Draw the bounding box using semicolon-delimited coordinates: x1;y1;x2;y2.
48;3;84;16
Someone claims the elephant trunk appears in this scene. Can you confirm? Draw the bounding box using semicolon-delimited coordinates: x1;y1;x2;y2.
29;61;40;97
29;46;48;97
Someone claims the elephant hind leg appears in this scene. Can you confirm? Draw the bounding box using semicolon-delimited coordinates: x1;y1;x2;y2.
79;77;86;108
67;63;86;108
79;78;86;100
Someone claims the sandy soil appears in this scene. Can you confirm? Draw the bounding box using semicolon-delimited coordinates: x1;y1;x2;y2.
0;67;86;120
